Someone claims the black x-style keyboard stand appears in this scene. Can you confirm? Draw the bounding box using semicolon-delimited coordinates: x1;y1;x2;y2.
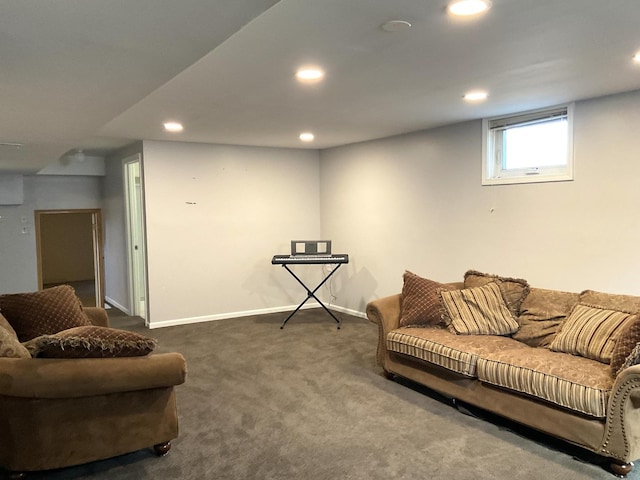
272;255;348;329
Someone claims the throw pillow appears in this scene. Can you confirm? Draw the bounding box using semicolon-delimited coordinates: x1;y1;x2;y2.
24;326;157;358
440;282;519;336
0;312;19;338
464;270;530;316
512;288;579;347
0;323;31;358
0;285;91;342
400;271;453;327
550;303;637;364
610;317;640;376
619;343;640;373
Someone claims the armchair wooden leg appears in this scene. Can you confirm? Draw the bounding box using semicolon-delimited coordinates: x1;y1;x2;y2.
610;461;634;477
153;441;172;456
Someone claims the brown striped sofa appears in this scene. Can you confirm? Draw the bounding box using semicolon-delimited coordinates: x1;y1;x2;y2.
366;271;640;477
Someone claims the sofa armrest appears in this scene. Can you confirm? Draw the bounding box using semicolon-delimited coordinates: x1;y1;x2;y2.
366;294;402;369
84;307;110;327
0;352;186;399
602;364;640;462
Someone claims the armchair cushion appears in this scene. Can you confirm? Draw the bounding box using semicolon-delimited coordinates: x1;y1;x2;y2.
0;285;91;341
24;326;157;358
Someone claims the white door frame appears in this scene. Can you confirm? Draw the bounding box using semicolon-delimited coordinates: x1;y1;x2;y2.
123;154;149;324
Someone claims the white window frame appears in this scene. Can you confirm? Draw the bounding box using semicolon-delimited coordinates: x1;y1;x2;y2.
482;103;574;186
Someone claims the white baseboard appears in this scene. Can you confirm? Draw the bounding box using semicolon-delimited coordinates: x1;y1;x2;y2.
324;304;367;319
104;296;131;316
147;302;324;329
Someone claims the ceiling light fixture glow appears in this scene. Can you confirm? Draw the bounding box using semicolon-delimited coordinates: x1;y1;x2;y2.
448;0;492;16
634;51;640;63
463;90;489;102
295;68;325;82
163;122;184;133
299;132;315;142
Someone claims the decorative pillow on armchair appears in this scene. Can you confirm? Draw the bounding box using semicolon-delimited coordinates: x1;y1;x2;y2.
24;326;157;358
0;314;31;358
0;285;91;342
399;271;454;328
440;282;519;336
464;270;530;317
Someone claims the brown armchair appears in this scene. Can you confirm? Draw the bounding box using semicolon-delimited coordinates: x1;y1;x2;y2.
0;307;187;478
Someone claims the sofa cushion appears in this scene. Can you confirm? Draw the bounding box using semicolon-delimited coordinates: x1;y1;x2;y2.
24;326;157;358
387;327;529;377
610;317;640;376
0;318;31;359
549;303;636;363
0;285;91;342
440;282;519;336
579;289;640;313
464;270;530;316
513;288;579;347
399;271;454;328
477;347;613;418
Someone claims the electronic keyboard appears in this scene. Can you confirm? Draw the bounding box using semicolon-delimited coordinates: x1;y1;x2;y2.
271;254;349;265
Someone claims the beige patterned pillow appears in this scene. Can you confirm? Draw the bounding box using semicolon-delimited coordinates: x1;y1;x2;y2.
400;271;453;327
0;323;31;358
550;303;636;364
0;285;91;342
440;282;519;336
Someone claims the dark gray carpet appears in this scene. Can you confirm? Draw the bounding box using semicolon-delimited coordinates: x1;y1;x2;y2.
9;309;638;479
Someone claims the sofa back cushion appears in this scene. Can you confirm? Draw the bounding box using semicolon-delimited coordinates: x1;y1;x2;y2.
513;288;579;347
0;285;92;342
580;290;640;313
441;282;519;336
550;303;637;363
464;270;530;316
399;271;455;328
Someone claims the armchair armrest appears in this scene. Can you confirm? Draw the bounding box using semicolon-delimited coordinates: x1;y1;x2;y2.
366;294;402;368
0;352;186;399
84;307;109;327
602;364;640;462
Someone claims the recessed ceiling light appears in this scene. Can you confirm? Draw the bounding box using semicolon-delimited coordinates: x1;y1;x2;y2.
634;51;640;63
381;20;412;32
295;68;325;82
299;132;315;142
447;0;492;16
163;122;184;133
463;90;489;102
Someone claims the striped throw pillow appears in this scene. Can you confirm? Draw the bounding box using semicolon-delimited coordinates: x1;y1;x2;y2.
550;303;637;364
440;282;519;336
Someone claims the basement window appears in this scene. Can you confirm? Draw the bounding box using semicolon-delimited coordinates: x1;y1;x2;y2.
482;104;574;185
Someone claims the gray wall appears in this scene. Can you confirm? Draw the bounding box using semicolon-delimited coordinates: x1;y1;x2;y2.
142;140;321;326
320;89;640;313
0;176;102;294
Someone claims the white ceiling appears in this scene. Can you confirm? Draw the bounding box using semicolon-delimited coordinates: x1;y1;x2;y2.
1;0;639;174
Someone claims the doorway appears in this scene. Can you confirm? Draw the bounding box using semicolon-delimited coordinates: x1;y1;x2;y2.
35;209;104;307
123;154;148;322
